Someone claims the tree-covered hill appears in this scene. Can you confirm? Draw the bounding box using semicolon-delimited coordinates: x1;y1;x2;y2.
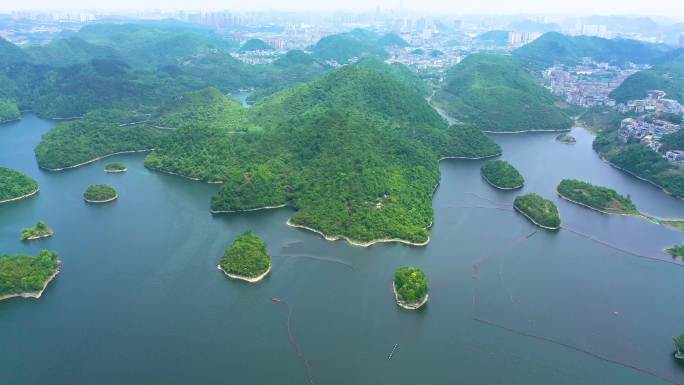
35;109;163;170
0;98;20;123
240;38;273;52
24;37;122;67
0;167;39;202
513;32;679;68
153;87;249;131
609;53;684;103
0;37;29;68
377;33;409;47
432;53;572;132
145;61;501;245
474;30;510;46
312;30;389;64
355;57;430;97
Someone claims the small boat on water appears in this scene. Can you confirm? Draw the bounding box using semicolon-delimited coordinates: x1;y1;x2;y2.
271;296;281;302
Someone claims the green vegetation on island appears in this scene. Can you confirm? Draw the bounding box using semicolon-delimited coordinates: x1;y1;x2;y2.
218;232;271;281
432;53;572;132
35;109;163;170
481;160;524;189
145;61;501;245
0;98;20;123
513;32;678;68
21;221;54;241
666;245;684;259
556;133;576;144
104;162;127;172
83;184;118;203
393;267;429;309
514;193;561;229
674;334;684;360
0;250;60;300
664;220;684;232
0;167;39;203
557;179;638;215
593;125;684;200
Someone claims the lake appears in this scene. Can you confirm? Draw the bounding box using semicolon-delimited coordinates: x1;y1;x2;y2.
1;115;684;385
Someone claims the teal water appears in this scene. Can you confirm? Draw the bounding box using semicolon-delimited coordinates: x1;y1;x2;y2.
1;115;684;385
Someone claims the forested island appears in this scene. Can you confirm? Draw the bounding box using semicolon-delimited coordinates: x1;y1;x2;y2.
431;53;573;133
0;167;39;203
0;250;60;301
393;267;429;310
666;245;684;259
218;232;271;283
557;179;638;215
104;162;127;173
145;61;501;246
0;98;20;123
555;133;576;144
35;110;162;171
514;193;561;229
83;184;118;203
675;334;684;360
21;221;54;241
480;160;524;189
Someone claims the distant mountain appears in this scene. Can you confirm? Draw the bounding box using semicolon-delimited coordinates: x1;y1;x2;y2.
274;50;317;66
0;37;29;68
474;30;509;46
513;32;677;67
506;20;559;33
610;52;684;103
432;53;572;132
377;32;409;47
145;61;500;245
239;38;273;52
24;37;121;67
312;29;389;64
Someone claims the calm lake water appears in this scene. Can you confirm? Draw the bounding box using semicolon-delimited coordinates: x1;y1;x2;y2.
2;115;684;385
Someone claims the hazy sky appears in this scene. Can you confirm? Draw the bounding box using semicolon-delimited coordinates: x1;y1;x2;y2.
3;0;684;20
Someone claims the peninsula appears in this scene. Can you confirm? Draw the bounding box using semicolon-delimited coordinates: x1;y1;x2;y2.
218;232;272;283
556;179;638;215
393;267;429;310
514;193;561;230
83;184;118;203
0;250;60;301
21;221;54;241
481;160;524;190
0;167;39;204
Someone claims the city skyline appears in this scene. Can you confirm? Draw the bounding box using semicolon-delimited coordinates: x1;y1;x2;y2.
2;0;684;21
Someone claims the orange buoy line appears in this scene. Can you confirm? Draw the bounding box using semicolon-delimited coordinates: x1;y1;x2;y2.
273;254;356;271
272;297;315;385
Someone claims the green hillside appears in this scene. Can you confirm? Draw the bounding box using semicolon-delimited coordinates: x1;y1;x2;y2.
145;61;500;244
312;30;389;64
0;99;20;123
610;53;684;103
432;53;572;132
474;30;510;46
240;38;273;52
377;33;409;47
514;32;677;67
153;87;249;131
24;37;121;67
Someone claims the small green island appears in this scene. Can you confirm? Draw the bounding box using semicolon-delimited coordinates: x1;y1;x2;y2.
104;162;127;173
83;184;118;203
218;232;272;283
393;267;429;310
0;167;39;204
480;160;524;190
674;334;684;361
557;179;638;215
21;221;54;241
666;245;684;259
0;98;20;123
555;133;576;144
0;250;60;301
514;193;561;230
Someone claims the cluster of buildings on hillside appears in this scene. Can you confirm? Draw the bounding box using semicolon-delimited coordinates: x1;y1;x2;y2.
543;59;642;107
619;116;683;165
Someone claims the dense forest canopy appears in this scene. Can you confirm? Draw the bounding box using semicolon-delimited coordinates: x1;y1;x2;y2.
35;109;163;170
21;221;54;241
0;250;59;297
610;53;684;103
145;61;500;244
394;267;429;304
0;167;39;202
513;32;680;68
432;53;572;132
219;232;271;278
312;29;389;64
481;160;524;189
557;179;638;214
83;184;117;201
0;98;20;122
514;193;561;229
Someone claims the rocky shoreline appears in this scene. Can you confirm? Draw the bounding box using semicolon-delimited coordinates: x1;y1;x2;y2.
217;264;271;283
0;187;39;204
0;263;61;302
43;149;153;172
286;219;430;247
392;283;428;310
